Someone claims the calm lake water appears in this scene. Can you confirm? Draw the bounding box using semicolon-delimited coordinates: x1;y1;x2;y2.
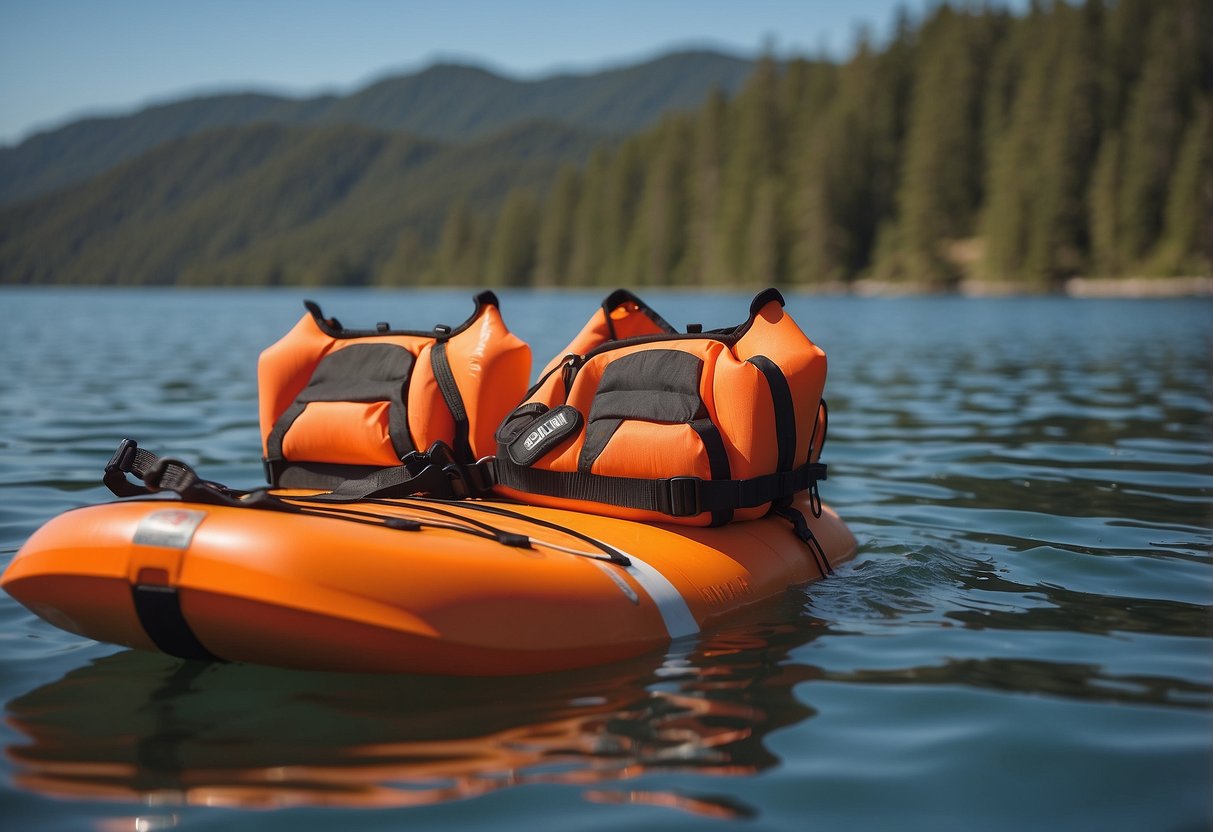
0;288;1209;832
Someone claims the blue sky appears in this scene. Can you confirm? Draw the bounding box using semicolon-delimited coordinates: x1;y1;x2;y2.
0;0;1004;146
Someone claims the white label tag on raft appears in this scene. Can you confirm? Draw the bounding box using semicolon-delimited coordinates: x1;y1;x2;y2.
133;509;208;549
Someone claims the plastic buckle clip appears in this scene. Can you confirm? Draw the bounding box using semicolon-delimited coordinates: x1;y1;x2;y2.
398;450;430;478
103;439;142;497
105;438;138;476
660;477;702;517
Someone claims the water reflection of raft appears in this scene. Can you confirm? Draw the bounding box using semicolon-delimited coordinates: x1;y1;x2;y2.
6;623;821;813
2;492;854;675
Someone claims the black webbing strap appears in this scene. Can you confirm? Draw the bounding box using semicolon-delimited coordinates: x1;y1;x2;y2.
104;439;253;507
430;341;474;464
107;438;491;506
101;440;637;567
689;418;732;526
131;584;221;661
806;398;829;519
772;504;833;576
304;442;494;503
747;356;796;473
493;457;826;519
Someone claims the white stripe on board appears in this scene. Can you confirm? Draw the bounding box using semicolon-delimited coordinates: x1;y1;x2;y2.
602;544;700;639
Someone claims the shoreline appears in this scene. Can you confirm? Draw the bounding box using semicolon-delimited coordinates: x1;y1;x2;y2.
838;275;1213;299
1060;276;1213;298
1;276;1211;298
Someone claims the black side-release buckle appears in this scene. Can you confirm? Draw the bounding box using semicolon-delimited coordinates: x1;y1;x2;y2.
103;438;143;497
398;448;435;478
659;477;702;517
409;441;493;500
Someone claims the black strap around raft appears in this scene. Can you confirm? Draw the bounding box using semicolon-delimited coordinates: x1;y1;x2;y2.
104;438;825;569
493;456;826;520
131;584;221;661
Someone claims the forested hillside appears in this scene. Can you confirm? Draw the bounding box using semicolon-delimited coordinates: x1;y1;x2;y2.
476;0;1211;289
0;51;751;205
0;121;602;285
1;0;1208;288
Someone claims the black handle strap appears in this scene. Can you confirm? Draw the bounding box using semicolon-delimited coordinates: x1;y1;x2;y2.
104;438;493;507
104;439;252;506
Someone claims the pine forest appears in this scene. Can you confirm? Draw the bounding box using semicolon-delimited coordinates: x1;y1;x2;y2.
1;0;1209;289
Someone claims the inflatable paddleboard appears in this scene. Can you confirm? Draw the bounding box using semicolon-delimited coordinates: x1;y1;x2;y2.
2;492;854;675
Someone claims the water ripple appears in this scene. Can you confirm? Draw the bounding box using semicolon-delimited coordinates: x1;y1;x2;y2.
1;290;1210;831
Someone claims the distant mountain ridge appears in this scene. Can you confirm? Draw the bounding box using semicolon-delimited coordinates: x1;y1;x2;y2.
0;50;752;205
0;119;605;285
4;3;1204;290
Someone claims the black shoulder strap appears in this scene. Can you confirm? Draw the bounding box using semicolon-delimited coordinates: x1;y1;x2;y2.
430;341;473;463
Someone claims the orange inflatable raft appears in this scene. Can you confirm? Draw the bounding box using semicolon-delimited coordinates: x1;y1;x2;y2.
2;491;854;675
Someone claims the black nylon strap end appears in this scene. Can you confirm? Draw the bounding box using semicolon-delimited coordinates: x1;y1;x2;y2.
774;504;833;577
103;438;144;497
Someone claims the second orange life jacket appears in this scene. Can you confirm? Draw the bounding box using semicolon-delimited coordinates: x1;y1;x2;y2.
492;288;828;527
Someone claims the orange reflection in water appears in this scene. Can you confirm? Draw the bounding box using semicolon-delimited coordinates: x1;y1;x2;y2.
6;619;821;818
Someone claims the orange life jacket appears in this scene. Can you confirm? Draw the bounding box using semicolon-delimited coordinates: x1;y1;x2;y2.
258;291;530;488
492;288;828;527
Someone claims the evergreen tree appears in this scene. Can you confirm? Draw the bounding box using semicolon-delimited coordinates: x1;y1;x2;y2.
534;165;579;286
720;53;782;282
683;88;730;285
485;188;540;287
1098;0;1156;131
891;8;994;284
377;227;427;286
784;59;843;284
433;199;482;284
598;139;646;285
624;117;691;285
1117;4;1191;265
1150;99;1213;275
787;65;850;284
567;150;611;286
1087;132;1124;275
819;33;910;282
983;3;1100;284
